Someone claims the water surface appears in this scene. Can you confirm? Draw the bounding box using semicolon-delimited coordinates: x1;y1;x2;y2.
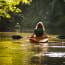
0;33;65;65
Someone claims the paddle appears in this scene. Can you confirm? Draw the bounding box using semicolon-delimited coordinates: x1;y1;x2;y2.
57;36;65;39
12;35;23;40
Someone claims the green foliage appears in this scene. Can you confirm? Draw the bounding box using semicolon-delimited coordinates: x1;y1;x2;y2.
58;16;65;27
0;0;32;18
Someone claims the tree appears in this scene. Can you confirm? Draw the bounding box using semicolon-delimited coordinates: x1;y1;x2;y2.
0;0;32;18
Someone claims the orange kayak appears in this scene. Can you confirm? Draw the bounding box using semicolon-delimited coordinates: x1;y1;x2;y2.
29;36;48;43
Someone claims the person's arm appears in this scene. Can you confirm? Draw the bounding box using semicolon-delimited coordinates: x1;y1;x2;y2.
30;29;36;38
31;33;36;38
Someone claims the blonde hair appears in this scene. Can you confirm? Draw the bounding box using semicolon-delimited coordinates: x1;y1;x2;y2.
35;21;45;31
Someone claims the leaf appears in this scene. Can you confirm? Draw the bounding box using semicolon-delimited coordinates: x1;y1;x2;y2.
22;0;32;4
15;8;22;13
6;14;11;18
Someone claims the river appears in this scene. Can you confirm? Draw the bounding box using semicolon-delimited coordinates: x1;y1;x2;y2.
0;33;65;65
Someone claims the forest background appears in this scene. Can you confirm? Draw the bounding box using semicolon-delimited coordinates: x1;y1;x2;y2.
0;0;65;35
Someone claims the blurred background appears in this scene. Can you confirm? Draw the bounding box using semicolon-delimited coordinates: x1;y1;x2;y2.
0;0;65;35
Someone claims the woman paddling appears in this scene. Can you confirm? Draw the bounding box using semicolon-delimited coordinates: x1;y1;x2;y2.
32;22;47;37
30;21;48;43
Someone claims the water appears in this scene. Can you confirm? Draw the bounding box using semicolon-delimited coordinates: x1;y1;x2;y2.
0;33;65;65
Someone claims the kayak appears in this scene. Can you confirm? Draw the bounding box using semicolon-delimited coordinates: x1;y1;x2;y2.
29;36;48;43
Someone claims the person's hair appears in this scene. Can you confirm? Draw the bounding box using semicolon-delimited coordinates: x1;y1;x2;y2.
37;24;43;29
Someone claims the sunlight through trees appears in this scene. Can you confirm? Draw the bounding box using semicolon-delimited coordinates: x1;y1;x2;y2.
0;0;32;18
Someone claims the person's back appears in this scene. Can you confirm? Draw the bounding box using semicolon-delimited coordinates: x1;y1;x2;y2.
34;27;43;37
34;22;44;37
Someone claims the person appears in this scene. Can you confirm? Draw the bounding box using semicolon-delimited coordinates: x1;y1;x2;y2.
31;21;47;38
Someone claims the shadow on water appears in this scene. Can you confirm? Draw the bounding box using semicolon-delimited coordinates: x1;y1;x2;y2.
0;33;65;65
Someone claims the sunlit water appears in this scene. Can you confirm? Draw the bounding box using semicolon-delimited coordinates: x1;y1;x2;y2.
0;33;65;65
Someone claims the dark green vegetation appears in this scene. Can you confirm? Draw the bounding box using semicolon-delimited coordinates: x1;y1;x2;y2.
0;0;32;32
0;0;65;35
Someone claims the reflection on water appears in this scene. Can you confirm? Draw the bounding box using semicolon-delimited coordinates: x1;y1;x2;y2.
0;33;65;65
